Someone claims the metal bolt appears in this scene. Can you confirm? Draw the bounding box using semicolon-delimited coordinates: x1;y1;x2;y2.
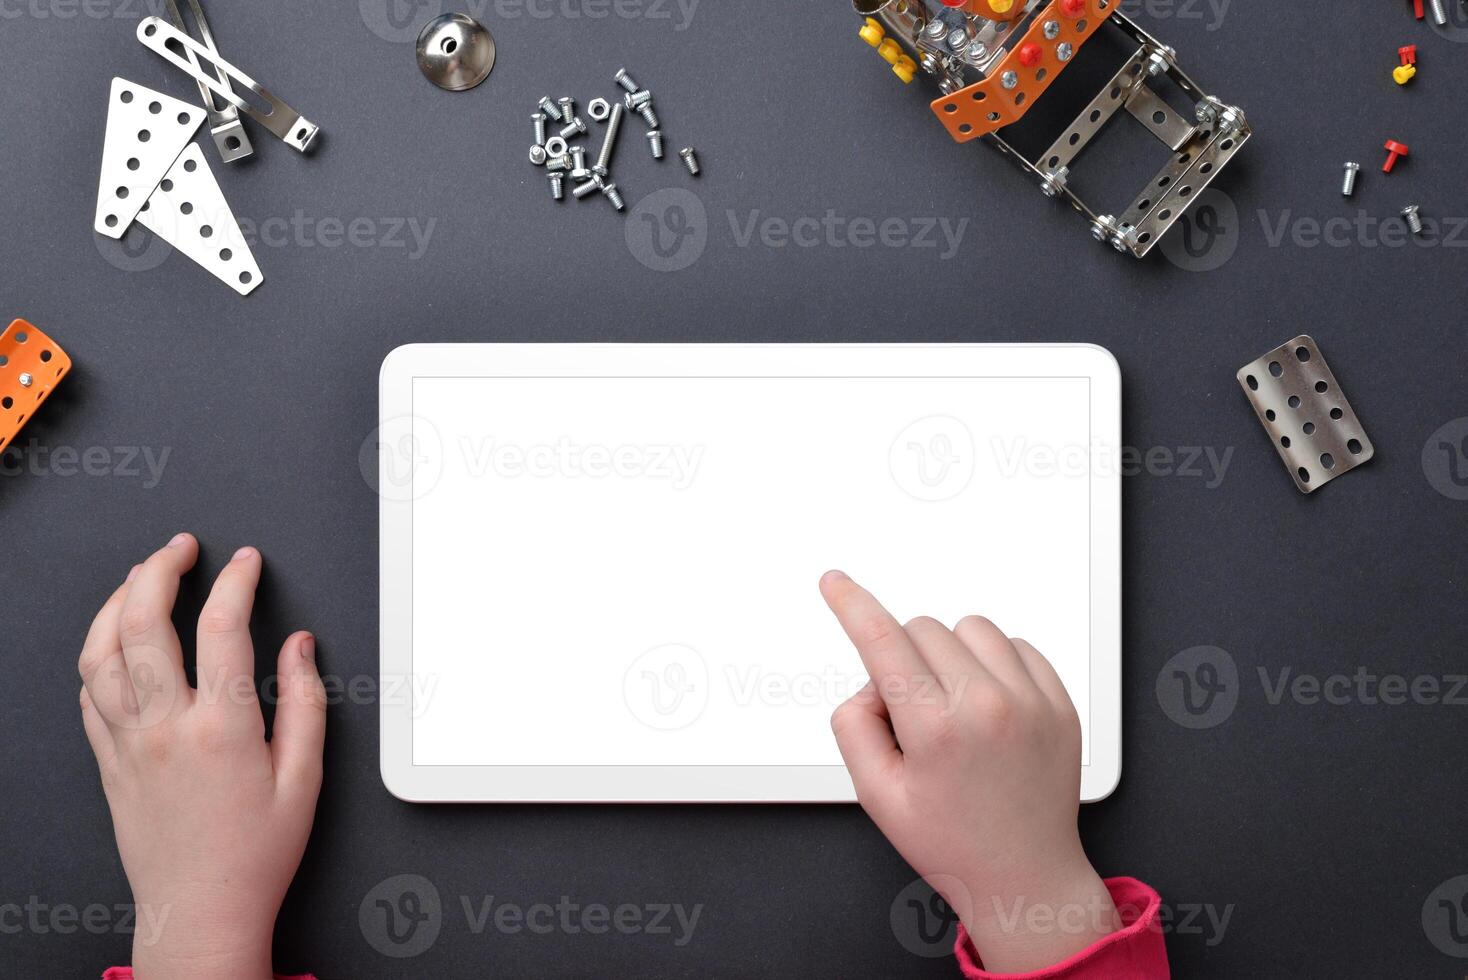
946;28;967;50
966;41;988;62
570;145;589;181
1056;42;1074;62
1341;162;1360;198
924;19;946;40
1000;70;1018;90
538;96;562;122
1430;0;1448;25
594;103;624;179
546;153;570;172
529;145;547;166
602;182;625;211
614;68;640;93
558;97;575;124
548;171;565;201
647;130;664;159
1403;205;1424;236
625;90;653;111
532;112;547;147
638;104;659;129
1146;52;1168;77
1039;166;1069;198
559;116;586;139
18;372;33;388
1042;19;1060;39
572;175;604;200
679;147;700;176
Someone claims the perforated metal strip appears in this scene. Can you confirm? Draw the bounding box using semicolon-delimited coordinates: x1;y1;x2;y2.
0;319;72;455
1237;335;1374;494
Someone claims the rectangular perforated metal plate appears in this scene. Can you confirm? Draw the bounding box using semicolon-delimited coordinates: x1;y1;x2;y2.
0;319;72;455
1237;335;1374;494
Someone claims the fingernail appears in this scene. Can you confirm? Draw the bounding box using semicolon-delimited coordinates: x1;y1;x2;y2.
167;533;190;549
125;565;140;583
821;570;849;586
301;634;316;662
232;546;257;562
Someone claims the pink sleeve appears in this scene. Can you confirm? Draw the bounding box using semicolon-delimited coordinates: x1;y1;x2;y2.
954;877;1169;980
103;970;315;979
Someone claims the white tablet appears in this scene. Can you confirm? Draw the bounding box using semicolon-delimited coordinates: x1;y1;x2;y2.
379;344;1121;803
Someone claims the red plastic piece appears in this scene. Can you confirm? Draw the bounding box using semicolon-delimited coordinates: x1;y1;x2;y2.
1018;42;1043;67
1061;0;1086;14
1382;139;1410;173
1399;44;1417;66
1413;0;1425;19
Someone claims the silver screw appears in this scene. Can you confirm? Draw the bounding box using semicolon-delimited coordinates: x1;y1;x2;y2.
558;97;575;124
1042;19;1061;39
548;171;565;201
1000;70;1018;90
573;175;604;200
614;68;639;93
602;182;625;211
638;104;659;129
1403;205;1425;236
570;145;589;181
537;96;562;123
532;112;547;147
18;372;33;388
529;145;547;166
679;147;700;176
594;103;624;179
1431;0;1448;25
559;116;586;140
546;153;570;172
1341;162;1360;198
647;130;664;159
924;19;946;40
946;28;967;50
1056;42;1074;62
966;40;988;62
625;90;653;111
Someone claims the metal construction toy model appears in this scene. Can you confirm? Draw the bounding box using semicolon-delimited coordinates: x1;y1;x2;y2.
852;0;1251;257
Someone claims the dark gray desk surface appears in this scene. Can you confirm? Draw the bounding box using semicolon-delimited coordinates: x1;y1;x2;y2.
5;2;1468;977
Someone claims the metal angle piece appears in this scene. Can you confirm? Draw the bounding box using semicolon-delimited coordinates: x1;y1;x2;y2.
137;143;263;296
94;77;206;239
136;17;320;153
1236;335;1374;495
164;0;253;163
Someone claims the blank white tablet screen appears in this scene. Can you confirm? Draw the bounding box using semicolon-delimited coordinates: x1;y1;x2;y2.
410;376;1091;768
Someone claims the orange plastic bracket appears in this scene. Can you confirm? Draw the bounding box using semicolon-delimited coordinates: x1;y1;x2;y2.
0;319;72;454
930;0;1112;143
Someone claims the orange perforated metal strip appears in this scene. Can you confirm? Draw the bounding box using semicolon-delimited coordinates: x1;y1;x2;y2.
930;0;1113;143
0;319;72;454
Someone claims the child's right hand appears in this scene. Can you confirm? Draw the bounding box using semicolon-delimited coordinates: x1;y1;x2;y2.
820;571;1119;973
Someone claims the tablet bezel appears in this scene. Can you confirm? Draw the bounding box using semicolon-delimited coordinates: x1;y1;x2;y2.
379;344;1121;803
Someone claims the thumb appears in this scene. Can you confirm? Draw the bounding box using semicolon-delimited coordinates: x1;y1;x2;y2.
271;631;326;795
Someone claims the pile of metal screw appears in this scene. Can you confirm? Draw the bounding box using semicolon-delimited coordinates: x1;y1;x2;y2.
531;68;700;212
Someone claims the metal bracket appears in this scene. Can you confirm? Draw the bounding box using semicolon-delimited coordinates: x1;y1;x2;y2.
0;319;72;455
163;0;253;163
137;143;264;296
94;77;205;239
136;16;320;153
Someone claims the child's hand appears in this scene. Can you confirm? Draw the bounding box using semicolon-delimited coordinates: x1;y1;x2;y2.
77;534;326;980
820;571;1118;973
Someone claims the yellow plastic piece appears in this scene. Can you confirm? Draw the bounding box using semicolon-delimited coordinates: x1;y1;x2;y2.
893;56;917;84
859;17;885;48
1392;64;1416;86
877;38;902;65
989;0;1016;12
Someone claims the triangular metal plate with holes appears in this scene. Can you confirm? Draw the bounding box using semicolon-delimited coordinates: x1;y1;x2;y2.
95;77;205;239
137;143;263;296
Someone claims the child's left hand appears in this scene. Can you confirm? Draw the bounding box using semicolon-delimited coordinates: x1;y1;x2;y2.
77;533;326;980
